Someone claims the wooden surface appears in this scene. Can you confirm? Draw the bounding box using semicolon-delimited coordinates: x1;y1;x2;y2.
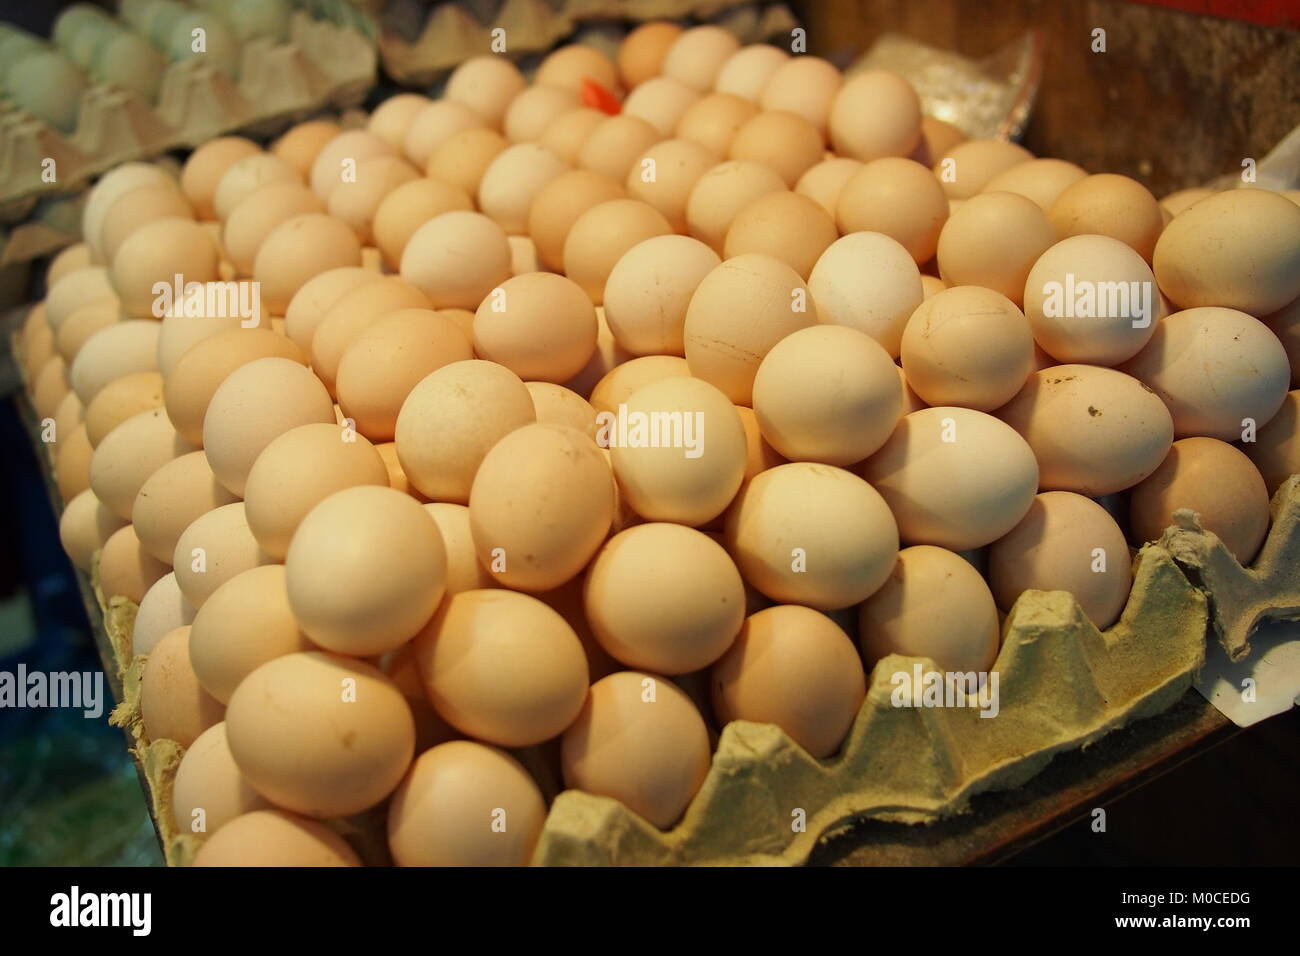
797;0;1300;197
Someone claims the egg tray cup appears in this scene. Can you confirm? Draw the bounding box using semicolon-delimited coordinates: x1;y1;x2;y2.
0;11;375;224
86;470;1300;866
377;0;797;86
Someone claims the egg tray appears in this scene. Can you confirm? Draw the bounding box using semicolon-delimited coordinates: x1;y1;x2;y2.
0;10;375;223
79;475;1300;866
376;0;797;87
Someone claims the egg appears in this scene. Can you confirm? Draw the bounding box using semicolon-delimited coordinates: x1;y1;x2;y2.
1158;187;1215;219
253;213;363;315
725;461;898;609
859;544;1001;675
140;626;224;747
48;243;92;287
728;110;823;187
862;406;1039;549
685;160;787;254
284;485;446;655
226;651;415;818
983;158;1087;211
213;152;300;221
589;355;691;414
223;181;324;276
527;169;625;272
133;450;239;563
376;441;420;498
1023;235;1161;366
202;356;335;496
469;423;613;591
1130;437;1271;564
89;406;195;519
164;328;305;445
826;69;920;162
54;422;93;501
33;356;70;422
189;565;314;704
998;365;1175;495
900;285;1035;410
1119;307;1290;440
563;199;673;305
472;273;597;383
172;723;269;839
618;21;683;88
19;306;55;382
58;488;127;573
561;670;711;829
758;56;842;135
478;143;569;235
45;266;118;331
683;254;817;404
427;126;508;193
56;299;120;364
724;188;838;289
937;191;1056;305
399;210;511;309
336;310;473;441
935;139;1034;200
1152;188;1300;315
537;107;606;164
503;84;581;143
367;93;433;150
663;25;741;91
132;573;195;657
372;178;474;271
577;115;661;182
310;278;433;393
537;43;621;96
837;158;949;264
609;376;746;526
713;604;865;758
1263;295;1300;387
100;523;169;603
325;155;419;245
795;156;863;217
414;589;589;747
155;302;247;375
68;319;160;405
193;810;361;867
1048;173;1164;263
98;183;194;265
181;138;261;220
52;391;83;452
603;235;719;356
387;741;547;867
624;138;718;234
807;232;922;358
309;129;395;201
445;55;527;128
172;502;272;608
271;120;342;177
583;523;742;673
1245;390;1299;495
753;325;902;464
394;359;536;503
110;218;219;317
988;491;1132;629
419;502;497;595
714;44;789;99
622;76;701;136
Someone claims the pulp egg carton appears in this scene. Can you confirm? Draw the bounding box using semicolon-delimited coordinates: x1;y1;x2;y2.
0;8;375;230
91;476;1300;866
376;0;797;87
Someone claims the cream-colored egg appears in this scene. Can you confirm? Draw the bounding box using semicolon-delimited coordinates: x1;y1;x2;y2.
795;156;863;217
69;319;160;404
89;407;195;519
309;277;432;394
427;126;509;193
828;69;921;162
472;273;597;383
99;183;195;265
728;110;822;187
193;810;360;867
45;266;118;331
213;152;300;221
563;199;673;305
537;43;621;95
1119;307;1289;441
414;589;589;747
675;92;758;156
537;107;606;165
110;218;219;317
753;325;902;464
622;76;701;136
367;93;432;150
100;523;168;602
724;190;836;280
132;572;195;658
253;213;363;315
172;722;269;839
372;178;474;272
502;84;581;143
387;741;546;867
807;231;922;358
837;157;949;264
140;626;224;747
858;544;1000;672
589;355;691;414
935;139;1033;200
48;243;92;287
758;56;842;135
625;138;718;234
603;235;719;356
662;25;740;91
56;299;121;363
309;129;395;201
172;502;272;608
725;462;898;608
132;450;238;564
445;55;526;127
399;210;510;310
271;120;342;178
618;22;683;88
683;254;817;404
685;160;786;253
285;485;446;655
900;285;1035;410
714;44;788;99
83;370;162;446
58;487;127;573
577;115;660;182
55;421;93;502
862;406;1039;549
937;191;1056;305
1245;390;1299;495
1049;173;1164;264
393;359;535;503
403;101;487;170
421;502;496;594
181;138;261;219
561;670;710;829
226;651;415;818
528;169;627;272
988;491;1132;629
713;604;865;758
983;158;1087;212
478;143;569;235
222;181;324;276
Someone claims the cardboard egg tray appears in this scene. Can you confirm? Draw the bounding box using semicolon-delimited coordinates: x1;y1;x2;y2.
376;0;797;86
0;9;375;226
79;454;1300;865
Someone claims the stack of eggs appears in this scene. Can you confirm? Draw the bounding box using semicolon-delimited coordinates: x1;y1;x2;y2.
15;21;1300;867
